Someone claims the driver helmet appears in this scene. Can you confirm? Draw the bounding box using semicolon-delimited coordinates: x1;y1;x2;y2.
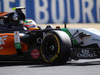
23;19;39;31
45;24;53;29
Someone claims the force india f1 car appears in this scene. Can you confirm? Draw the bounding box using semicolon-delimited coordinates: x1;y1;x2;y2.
0;7;100;64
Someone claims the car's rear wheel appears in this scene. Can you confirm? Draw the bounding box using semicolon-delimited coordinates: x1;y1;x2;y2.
41;30;72;64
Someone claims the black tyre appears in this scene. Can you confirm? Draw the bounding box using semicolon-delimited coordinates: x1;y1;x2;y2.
41;30;72;64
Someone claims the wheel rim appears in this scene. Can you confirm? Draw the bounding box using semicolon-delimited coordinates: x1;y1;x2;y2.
42;36;59;60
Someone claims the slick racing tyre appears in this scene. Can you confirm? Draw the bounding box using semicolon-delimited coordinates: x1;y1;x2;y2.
41;30;72;64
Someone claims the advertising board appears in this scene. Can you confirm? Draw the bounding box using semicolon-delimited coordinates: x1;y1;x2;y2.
0;0;100;24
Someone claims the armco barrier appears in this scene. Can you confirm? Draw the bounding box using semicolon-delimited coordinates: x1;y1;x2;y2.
0;0;100;24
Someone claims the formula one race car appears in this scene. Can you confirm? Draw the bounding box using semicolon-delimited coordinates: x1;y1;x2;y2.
0;7;100;64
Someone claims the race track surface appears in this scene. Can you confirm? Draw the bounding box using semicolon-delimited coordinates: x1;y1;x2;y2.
0;59;100;75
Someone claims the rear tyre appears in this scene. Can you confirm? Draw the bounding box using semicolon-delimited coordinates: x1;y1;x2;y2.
41;30;72;64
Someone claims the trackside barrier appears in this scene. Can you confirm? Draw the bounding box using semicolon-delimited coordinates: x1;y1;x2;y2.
0;0;100;24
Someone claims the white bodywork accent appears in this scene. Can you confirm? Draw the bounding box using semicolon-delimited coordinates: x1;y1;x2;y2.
68;28;100;47
14;31;20;43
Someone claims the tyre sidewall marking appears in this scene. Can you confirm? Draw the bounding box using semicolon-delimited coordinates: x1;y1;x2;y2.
41;33;60;63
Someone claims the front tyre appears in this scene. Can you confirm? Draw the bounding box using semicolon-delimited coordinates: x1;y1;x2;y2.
41;30;72;64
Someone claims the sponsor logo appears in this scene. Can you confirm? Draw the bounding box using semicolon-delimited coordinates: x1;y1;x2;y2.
0;35;8;50
77;49;94;58
14;31;20;43
0;35;7;45
1;0;100;24
31;49;40;59
92;39;100;41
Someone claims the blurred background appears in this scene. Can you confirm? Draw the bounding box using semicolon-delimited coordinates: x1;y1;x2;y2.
0;0;100;24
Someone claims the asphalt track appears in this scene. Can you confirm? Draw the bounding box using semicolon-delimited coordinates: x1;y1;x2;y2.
0;59;100;75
